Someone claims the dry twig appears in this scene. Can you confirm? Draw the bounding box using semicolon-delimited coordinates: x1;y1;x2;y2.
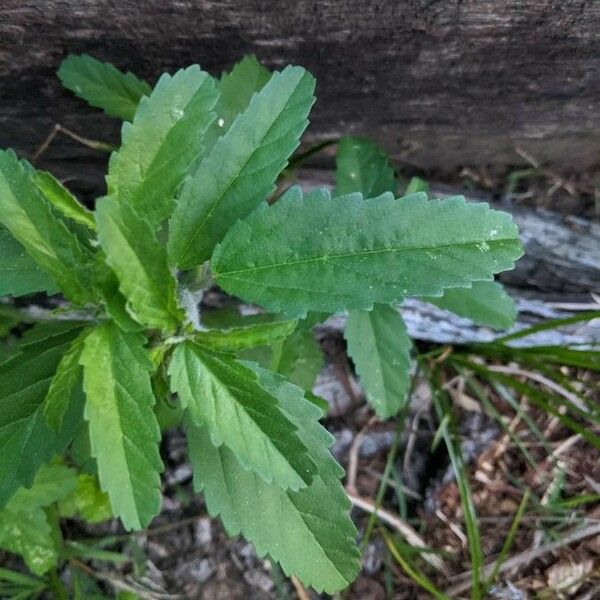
445;522;600;597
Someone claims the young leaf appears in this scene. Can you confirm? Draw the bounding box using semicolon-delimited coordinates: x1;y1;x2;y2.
345;305;412;418
0;465;77;576
95;197;183;332
335;136;396;198
0;329;85;506
210;187;523;317
44;329;89;431
80;323;163;530
33;170;96;229
58;53;152;121
187;366;358;593
169;65;316;268
193;314;298;351
0;225;57;296
423;280;518;330
217;55;271;130
0;151;96;304
106;66;218;226
169;342;317;490
58;473;113;523
202;54;271;150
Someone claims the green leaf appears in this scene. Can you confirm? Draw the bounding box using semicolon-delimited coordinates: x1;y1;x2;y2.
335;136;396;198
68;424;97;476
187;367;359;594
33;170;96;230
0;329;84;506
80;323;163;530
211;187;523;317
169;65;316;268
0;225;57;297
202;55;271;151
217;55;271;131
424;280;518;330
58;53;152;121
0;504;57;577
0;505;57;577
206;310;323;391
247;364;344;480
405;176;429;194
58;473;112;523
18;320;86;346
0;150;96;304
93;258;144;332
44;329;89;431
0;310;18;339
169;342;316;490
193;313;298;351
106;66;218;226
0;566;44;588
345;305;412;418
0;465;77;576
335;135;412;417
242;328;324;392
95;197;183;331
9;464;78;508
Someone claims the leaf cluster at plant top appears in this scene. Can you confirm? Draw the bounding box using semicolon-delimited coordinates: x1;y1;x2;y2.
0;52;523;594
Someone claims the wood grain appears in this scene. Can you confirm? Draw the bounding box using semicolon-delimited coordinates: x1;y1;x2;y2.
2;0;600;197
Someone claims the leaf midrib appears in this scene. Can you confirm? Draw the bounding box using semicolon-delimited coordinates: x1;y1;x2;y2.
103;206;177;326
174;72;307;264
215;236;518;277
184;346;308;485
109;359;135;504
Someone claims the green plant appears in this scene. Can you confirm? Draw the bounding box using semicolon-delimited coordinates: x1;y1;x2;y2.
0;53;523;595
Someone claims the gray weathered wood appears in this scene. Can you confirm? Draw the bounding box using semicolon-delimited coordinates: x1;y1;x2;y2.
2;0;600;193
320;295;600;348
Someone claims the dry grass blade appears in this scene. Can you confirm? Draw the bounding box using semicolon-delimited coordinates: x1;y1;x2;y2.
486;365;589;413
346;492;449;574
290;575;311;600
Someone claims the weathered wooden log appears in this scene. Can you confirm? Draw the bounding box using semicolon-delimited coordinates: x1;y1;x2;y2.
2;0;600;186
320;295;600;348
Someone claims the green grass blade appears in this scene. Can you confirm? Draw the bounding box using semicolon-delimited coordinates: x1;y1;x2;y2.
429;368;484;600
485;488;530;590
382;531;451;600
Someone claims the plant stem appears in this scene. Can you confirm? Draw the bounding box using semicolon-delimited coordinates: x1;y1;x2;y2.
48;568;68;600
